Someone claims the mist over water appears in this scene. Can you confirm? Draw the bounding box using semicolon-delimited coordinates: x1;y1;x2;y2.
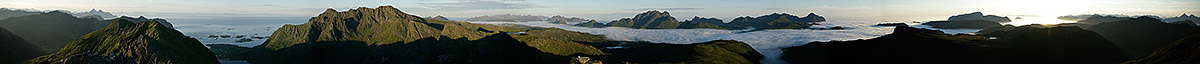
473;21;912;64
171;17;980;64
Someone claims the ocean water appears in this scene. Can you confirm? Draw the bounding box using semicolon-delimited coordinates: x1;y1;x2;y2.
472;21;924;64
171;17;309;47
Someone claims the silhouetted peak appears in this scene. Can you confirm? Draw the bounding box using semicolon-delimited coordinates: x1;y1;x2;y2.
1133;16;1162;22
323;8;338;13
46;11;70;15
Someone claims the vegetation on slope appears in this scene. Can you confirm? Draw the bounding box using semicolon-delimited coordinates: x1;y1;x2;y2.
25;19;217;64
223;6;763;64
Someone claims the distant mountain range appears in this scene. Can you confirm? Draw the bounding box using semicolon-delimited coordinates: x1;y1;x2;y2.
1164;13;1200;25
571;10;827;30
208;6;763;64
547;15;591;24
71;9;118;20
921;12;1008;29
25;19;217;64
465;14;546;22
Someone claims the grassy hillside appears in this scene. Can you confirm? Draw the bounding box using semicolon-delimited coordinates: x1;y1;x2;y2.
228;6;763;64
0;11;111;53
25;19;217;64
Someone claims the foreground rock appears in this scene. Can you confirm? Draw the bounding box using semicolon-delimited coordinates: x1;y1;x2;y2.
25;19;217;64
783;25;1133;64
577;11;823;30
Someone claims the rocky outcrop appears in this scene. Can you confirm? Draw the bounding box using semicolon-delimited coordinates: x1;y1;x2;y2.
0;27;44;64
24;19;218;64
233;6;765;64
1086;16;1200;58
606;11;685;29
245;6;605;63
783;25;1134;64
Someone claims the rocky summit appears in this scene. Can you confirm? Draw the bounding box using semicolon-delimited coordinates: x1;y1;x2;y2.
24;19;217;64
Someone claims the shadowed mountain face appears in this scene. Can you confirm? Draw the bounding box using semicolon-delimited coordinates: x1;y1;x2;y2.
0;27;44;64
25;19;218;64
1124;33;1200;64
1086;17;1200;58
0;11;113;53
922;12;1008;29
783;25;1134;64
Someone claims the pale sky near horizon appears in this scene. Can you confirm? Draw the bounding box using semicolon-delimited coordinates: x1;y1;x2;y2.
2;0;1198;22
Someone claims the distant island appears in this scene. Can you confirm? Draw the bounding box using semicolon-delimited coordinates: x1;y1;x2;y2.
465;14;546;22
568;10;830;30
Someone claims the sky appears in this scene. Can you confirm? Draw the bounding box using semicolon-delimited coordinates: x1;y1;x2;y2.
2;0;1198;22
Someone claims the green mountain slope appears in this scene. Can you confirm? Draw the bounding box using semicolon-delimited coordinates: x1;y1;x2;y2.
25;19;217;64
226;6;763;64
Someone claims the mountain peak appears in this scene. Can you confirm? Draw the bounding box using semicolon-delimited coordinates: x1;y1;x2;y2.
324;8;337;13
806;13;820;17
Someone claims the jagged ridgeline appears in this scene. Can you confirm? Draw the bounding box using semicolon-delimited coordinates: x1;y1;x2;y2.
232;6;763;64
252;6;604;63
25;19;217;64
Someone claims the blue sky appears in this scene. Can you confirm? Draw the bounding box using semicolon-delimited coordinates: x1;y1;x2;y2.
2;0;1198;21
